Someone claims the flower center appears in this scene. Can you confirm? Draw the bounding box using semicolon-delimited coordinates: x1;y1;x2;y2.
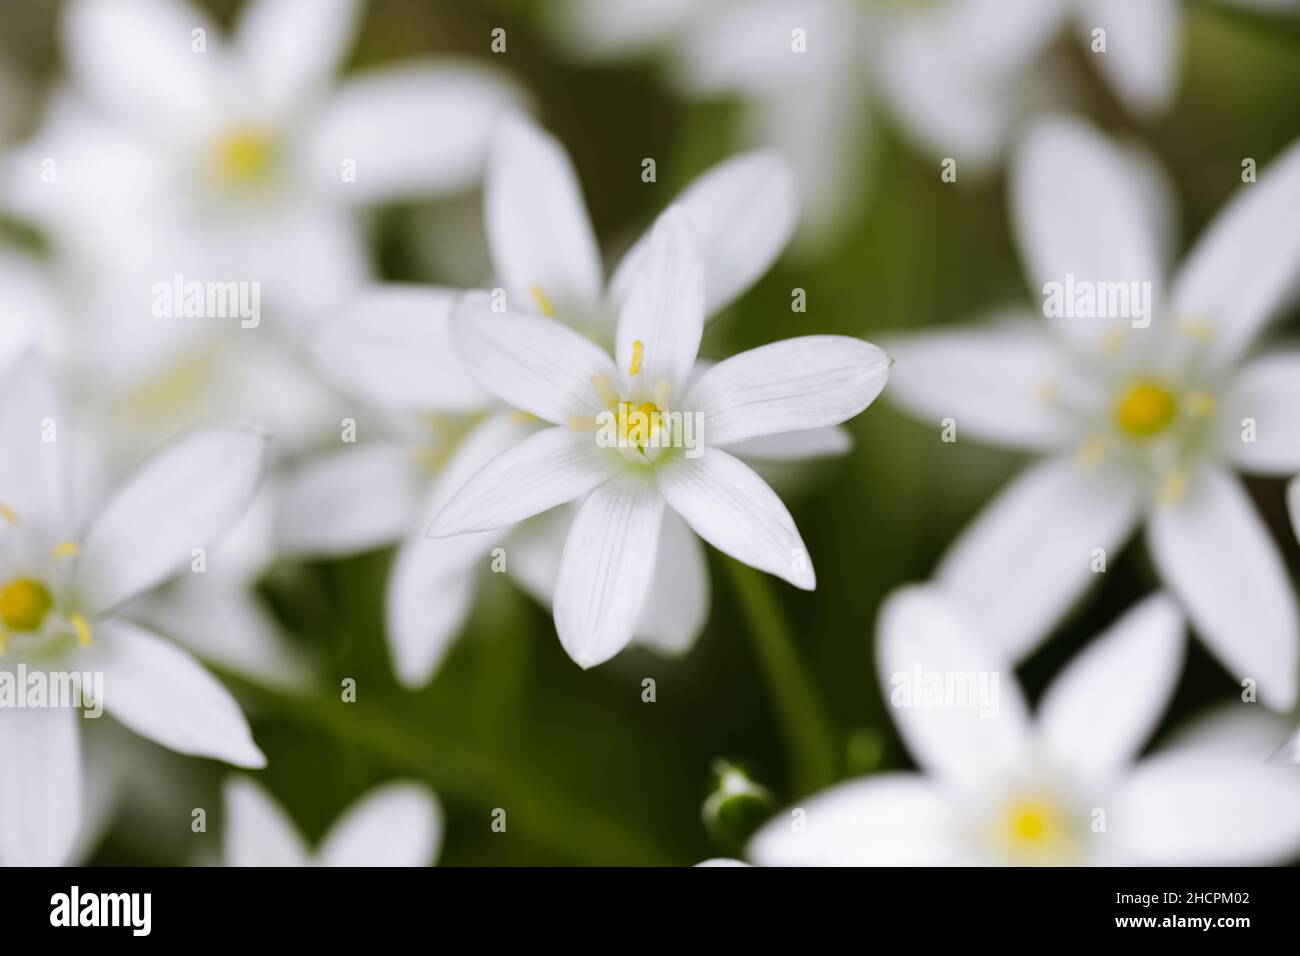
994;794;1081;863
0;577;53;633
1114;380;1178;439
616;401;663;450
214;127;277;186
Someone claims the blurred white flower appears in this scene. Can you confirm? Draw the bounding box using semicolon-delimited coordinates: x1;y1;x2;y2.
0;354;268;866
0;0;523;463
550;0;1062;247
430;205;890;668
223;777;441;866
279;116;847;684
1059;0;1300;118
750;587;1300;866
885;116;1300;708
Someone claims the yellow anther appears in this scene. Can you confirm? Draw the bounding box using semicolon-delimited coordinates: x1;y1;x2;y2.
652;378;672;410
530;285;556;317
1005;799;1062;847
508;410;538;424
1114;380;1178;439
1077;435;1106;470
1037;378;1061;407
0;578;53;633
1159;469;1188;507
0;630;7;655
1102;325;1129;358
1186;390;1216;418
53;541;79;559
71;613;92;648
567;416;601;432
591;374;620;407
0;504;17;526
1178;317;1214;343
215;127;275;184
629;339;644;377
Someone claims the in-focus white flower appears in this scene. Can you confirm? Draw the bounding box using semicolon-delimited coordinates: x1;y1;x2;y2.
223;777;441;867
0;354;268;866
279;116;849;684
750;587;1300;866
885;116;1300;708
549;0;1063;246
428;204;890;668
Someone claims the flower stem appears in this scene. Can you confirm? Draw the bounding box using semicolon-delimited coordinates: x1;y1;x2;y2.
725;559;838;795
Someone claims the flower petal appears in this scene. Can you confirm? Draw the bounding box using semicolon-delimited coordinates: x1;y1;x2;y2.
546;0;700;60
311;284;491;413
235;0;360;117
1112;709;1300;865
0;704;81;866
317;783;443;867
85;619;265;767
387;415;531;686
1170;136;1300;362
656;449;813;589
748;774;961;866
877;585;1029;792
1289;476;1299;546
1075;0;1180;117
687;336;889;446
722;426;851;461
77;423;270;616
1012;116;1165;353
1146;468;1299;710
882;316;1074;452
0;350;73;532
555;476;666;668
634;510;711;656
615;206;705;391
1221;352;1300;475
307;62;524;203
485;114;602;325
937;456;1141;659
1036;593;1184;784
63;0;222;142
429;425;615;535
276;442;423;556
222;777;310;867
450;294;618;424
609;150;799;316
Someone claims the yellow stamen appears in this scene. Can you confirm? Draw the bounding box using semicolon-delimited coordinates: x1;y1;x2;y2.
652;378;672;410
567;416;602;432
1005;799;1063;848
1178;317;1214;343
1186;390;1215;418
530;285;556;317
1114;380;1178;439
215;128;275;184
0;578;53;633
0;504;17;526
0;630;7;655
1077;435;1106;470
71;613;92;647
629;339;644;377
1102;326;1128;358
1159;469;1188;507
53;540;79;559
591;374;620;407
509;410;538;424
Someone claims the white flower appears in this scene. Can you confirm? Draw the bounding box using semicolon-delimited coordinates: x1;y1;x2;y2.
1057;0;1300;118
549;0;1062;246
279;116;847;683
223;777;441;867
428;204;890;668
0;354;268;866
750;587;1300;866
6;0;522;315
885;116;1300;708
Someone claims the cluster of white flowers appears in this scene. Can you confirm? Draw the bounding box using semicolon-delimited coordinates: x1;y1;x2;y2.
1;0;1299;869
